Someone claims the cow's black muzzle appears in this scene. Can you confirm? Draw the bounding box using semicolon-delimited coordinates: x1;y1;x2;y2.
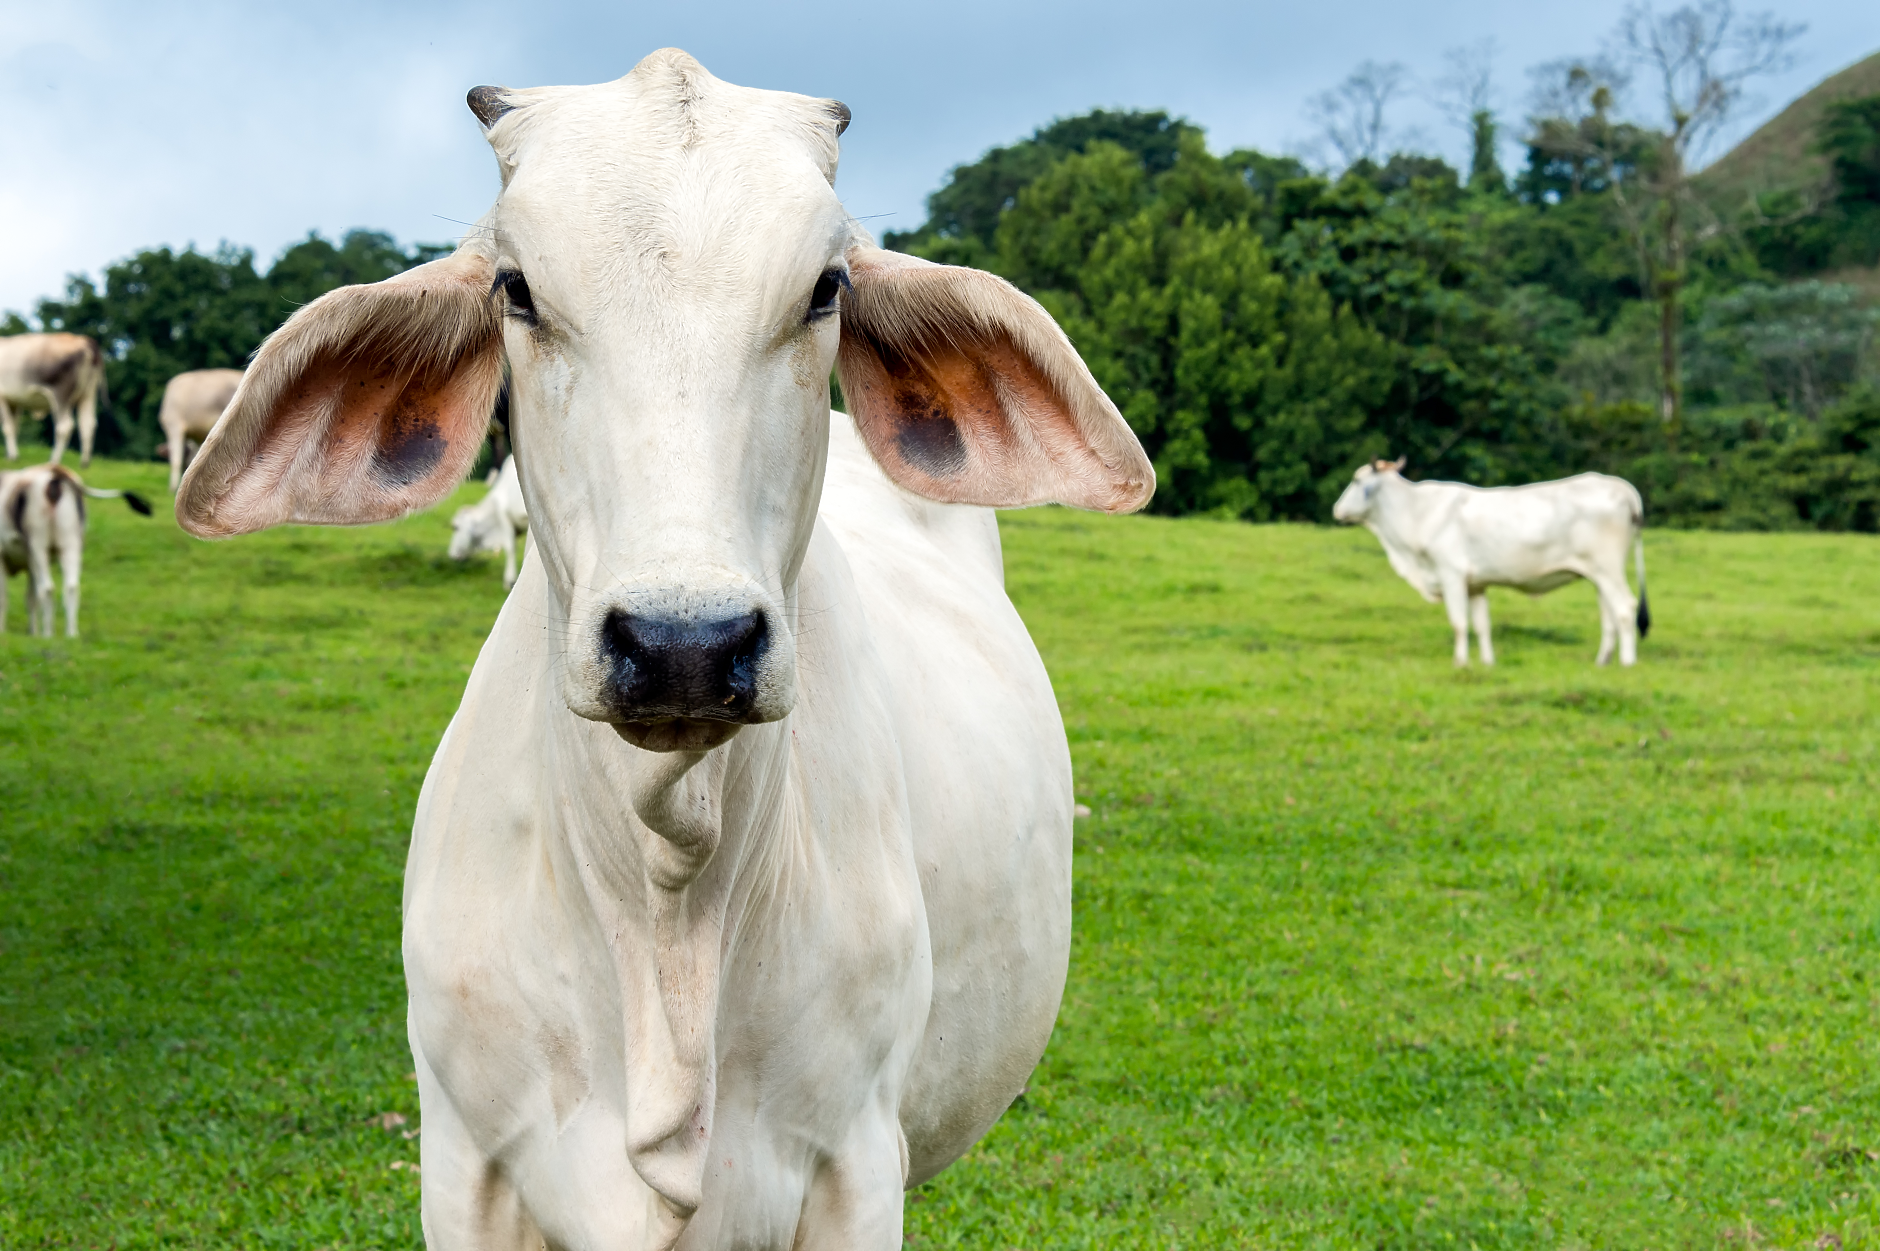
601;608;769;728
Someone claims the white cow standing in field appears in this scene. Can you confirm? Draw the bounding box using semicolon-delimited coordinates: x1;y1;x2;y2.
1332;459;1649;666
0;333;107;466
177;49;1153;1250
159;368;244;491
448;455;528;587
1;465;151;636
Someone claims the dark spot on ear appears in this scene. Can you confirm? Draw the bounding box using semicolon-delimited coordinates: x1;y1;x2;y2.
467;85;513;129
895;403;967;479
373;389;449;488
829;101;851;136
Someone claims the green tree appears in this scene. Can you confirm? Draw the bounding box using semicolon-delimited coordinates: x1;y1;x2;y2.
1741;95;1880;276
882;109;1203;262
33;245;275;456
990;143;1394;518
16;230;449;457
1271;170;1572;485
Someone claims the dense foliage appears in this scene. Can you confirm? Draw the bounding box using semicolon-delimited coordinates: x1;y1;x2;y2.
1747;95;1880;277
887;99;1880;528
2;231;449;458
5;85;1877;525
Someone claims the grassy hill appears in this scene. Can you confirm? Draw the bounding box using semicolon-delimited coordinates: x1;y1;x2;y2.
1698;50;1880;207
3;459;1878;1246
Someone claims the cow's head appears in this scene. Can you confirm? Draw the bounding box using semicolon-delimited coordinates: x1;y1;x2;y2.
1331;457;1405;524
178;50;1152;752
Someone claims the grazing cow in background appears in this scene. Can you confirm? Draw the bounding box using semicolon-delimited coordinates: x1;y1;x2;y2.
176;49;1153;1250
1333;459;1649;666
0;333;107;466
448;454;529;587
1;465;152;636
159;368;244;491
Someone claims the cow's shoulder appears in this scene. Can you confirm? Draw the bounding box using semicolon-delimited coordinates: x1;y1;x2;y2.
817;410;1006;599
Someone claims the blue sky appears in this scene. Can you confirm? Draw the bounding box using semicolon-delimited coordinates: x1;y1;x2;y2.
2;0;1875;314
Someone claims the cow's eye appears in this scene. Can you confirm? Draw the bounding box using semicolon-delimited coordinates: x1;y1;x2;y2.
496;269;536;322
808;268;847;318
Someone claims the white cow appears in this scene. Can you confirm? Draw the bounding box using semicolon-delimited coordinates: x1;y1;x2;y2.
0;332;107;466
2;465;152;636
448;455;528;587
177;49;1153;1250
159;368;244;491
1332;459;1649;666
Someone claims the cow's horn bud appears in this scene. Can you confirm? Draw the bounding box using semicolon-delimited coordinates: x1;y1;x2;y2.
467;86;514;129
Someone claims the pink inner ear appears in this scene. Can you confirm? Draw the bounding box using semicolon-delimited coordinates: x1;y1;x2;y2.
841;328;1084;507
317;358;460;488
224;349;497;530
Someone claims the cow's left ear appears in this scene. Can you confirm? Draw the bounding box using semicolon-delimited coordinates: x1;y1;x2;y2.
836;245;1153;513
177;247;503;538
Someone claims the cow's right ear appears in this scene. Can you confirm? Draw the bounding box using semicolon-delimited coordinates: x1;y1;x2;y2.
836;245;1153;513
177;247;504;538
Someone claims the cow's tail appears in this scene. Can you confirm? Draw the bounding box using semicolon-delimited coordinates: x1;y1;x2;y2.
1633;530;1650;640
79;483;153;516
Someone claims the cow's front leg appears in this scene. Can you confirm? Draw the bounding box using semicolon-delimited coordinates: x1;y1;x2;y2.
501;519;519;589
167;427;189;492
0;399;16;460
412;1045;544;1251
47;406;73;466
1468;592;1494;665
77;393;97;468
1440;577;1471;666
791;1114;910;1251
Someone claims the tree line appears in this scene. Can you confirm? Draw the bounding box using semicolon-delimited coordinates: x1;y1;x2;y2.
2;232;449;459
5;3;1875;528
882;6;1880;530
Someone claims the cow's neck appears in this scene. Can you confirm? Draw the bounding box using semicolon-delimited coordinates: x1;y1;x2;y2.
1365;476;1421;551
550;681;797;1233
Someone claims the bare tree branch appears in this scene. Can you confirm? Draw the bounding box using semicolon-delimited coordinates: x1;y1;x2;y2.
1432;39;1499;133
1308;61;1413;169
1613;0;1805;164
1525;56;1631;128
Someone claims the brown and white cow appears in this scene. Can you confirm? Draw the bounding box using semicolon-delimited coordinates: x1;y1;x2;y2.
0;333;107;467
177;49;1153;1250
1;465;151;636
159;368;245;491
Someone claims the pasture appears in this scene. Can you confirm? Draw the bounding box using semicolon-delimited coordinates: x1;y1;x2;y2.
1;458;1876;1249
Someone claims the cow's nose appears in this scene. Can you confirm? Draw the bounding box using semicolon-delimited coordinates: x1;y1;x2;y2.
601;609;768;722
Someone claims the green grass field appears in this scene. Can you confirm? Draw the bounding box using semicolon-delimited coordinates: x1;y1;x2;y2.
2;458;1876;1249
